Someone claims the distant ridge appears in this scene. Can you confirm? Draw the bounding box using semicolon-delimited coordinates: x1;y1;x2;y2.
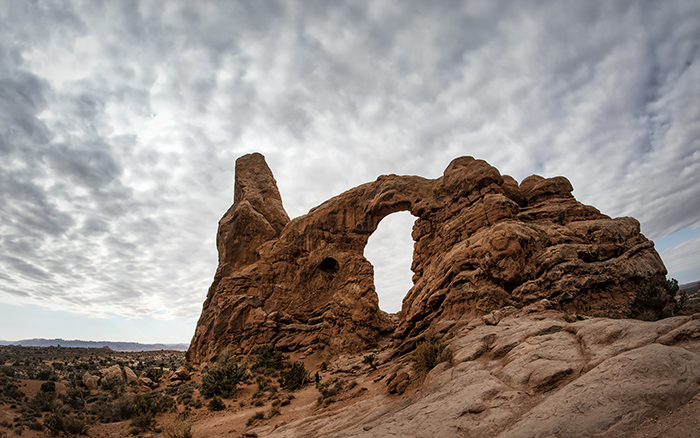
0;338;188;351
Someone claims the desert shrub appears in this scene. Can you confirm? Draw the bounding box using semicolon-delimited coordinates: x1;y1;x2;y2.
1;367;15;377
176;384;196;406
88;392;163;424
34;370;52;381
250;345;285;372
44;410;88;436
362;355;377;370
411;334;452;372
62;415;89;435
246;411;265;426
268;406;280;418
200;360;246;399
207;396;226;411
280;398;291;406
100;377;123;393
319;362;327;372
281;362;307;391
59;388;87;411
163;416;193;438
27;419;44;431
556;210;569;225
43;411;63;436
128;412;153;435
255;375;270;392
27;390;56;412
132;392;175;417
316;380;344;406
0;376;24;401
113;394;135;420
143;367;164;383
88;400;115;423
636;309;658;321
40;381;56;393
634;278;680;320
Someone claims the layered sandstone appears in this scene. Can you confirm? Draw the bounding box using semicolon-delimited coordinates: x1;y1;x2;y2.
187;153;666;363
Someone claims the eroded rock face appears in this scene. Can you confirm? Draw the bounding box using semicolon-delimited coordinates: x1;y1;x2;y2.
187;153;666;363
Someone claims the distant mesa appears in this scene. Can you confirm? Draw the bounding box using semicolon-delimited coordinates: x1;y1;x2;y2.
0;338;188;351
186;153;666;363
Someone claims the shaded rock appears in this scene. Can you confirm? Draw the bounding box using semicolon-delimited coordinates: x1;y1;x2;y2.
187;154;666;363
82;372;99;391
387;372;410;395
496;343;700;438
657;317;700;345
138;377;157;389
124;366;138;383
172;366;191;381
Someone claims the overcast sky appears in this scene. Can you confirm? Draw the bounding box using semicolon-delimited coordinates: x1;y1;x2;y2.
1;0;698;344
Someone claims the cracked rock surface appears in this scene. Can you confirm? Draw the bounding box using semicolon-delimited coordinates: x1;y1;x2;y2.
256;312;700;438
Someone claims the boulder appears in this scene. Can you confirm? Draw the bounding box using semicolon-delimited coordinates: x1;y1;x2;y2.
100;365;124;382
172;366;191;381
138;377;157;389
187;154;667;363
123;366;138;383
82;372;99;391
387;372;410;395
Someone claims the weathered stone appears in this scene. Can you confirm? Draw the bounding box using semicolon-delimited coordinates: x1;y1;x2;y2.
123;366;138;383
138;377;157;388
496;343;700;438
172;366;191;381
100;365;124;382
387;372;410;394
187;154;667;363
82;372;99;391
255;313;700;438
657;316;700;345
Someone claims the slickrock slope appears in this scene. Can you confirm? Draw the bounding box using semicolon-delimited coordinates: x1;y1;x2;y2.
187;153;666;363
247;311;700;438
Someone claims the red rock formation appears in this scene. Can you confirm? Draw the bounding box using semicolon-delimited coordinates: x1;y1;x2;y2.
186;154;666;363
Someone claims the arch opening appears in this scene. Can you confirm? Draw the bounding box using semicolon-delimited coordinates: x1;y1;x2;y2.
364;211;416;314
319;257;339;273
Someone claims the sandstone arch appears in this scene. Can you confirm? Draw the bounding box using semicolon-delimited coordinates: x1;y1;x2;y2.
186;153;666;364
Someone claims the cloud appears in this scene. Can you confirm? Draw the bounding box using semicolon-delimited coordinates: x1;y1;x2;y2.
0;0;698;340
660;236;700;284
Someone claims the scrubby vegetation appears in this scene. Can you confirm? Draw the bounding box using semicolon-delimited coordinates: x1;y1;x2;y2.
0;345;184;435
200;359;246;398
280;361;308;391
316;379;355;407
0;343;345;435
633;278;685;320
362;354;377;370
163;412;193;438
411;334;452;371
